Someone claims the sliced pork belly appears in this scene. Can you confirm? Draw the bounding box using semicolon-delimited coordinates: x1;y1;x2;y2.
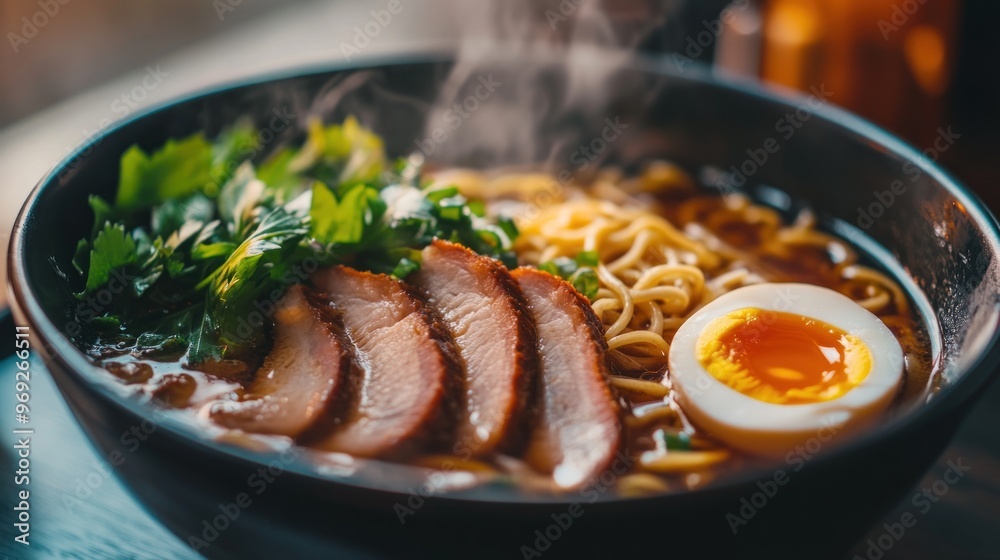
310;265;456;457
512;267;621;489
209;285;350;437
410;239;536;456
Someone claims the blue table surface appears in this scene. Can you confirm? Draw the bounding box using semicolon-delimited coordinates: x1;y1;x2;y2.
1;355;999;560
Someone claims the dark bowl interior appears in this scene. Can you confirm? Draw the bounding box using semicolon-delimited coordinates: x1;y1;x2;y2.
9;52;1000;559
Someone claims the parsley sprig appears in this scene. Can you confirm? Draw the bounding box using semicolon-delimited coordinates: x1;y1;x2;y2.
71;117;518;363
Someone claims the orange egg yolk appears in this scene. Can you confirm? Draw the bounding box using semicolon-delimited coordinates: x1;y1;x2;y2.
695;308;872;404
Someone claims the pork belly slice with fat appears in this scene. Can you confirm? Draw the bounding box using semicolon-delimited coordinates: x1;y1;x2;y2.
410;239;536;455
512;267;622;489
209;285;350;437
310;265;457;458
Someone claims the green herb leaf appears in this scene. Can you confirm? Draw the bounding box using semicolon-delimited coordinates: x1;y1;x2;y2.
423;185;459;203
391;257;421;279
151;193;215;238
89;316;121;331
655;429;692;451
568;268;599;300
310;182;381;245
467;200;486;217
71;117;526;364
257;148;304;200
575;250;599;267
191;241;236;261
218;162;267;237
497;216;519;243
87;195;115;237
83;223;138;294
207;119;261;196
196;202;309;357
115;134;214;212
539;252;599;299
186;311;221;364
72;239;90;276
298;117;386;191
438;203;464;222
540;256;578;279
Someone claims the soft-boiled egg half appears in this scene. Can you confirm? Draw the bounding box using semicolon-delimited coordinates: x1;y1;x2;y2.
668;283;904;457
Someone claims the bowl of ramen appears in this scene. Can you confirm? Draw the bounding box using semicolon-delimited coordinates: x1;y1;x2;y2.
9;52;1000;559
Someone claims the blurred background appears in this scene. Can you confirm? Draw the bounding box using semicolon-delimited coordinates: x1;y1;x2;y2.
1;0;998;558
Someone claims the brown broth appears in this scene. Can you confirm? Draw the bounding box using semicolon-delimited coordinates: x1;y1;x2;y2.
87;191;936;497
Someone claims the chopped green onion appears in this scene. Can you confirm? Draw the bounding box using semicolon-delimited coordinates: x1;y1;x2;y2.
438;205;463;221
548;256;579;278
477;229;503;250
538;261;560;277
655;429;692;451
575;250;599;267
423;185;459;203
391;257;421;279
538;257;578;280
499;251;518;270
497;216;519;242
467;200;486;217
568;268;599;300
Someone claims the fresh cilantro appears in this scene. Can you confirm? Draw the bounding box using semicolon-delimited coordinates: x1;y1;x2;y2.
497;217;519;242
193;200;309;360
539;251;601;300
207;119;261;196
115;134;213;211
391;257;421;279
575;250;600;267
83;223;137;294
256;148;302;201
309;182;382;246
151;193;214;238
568;268;599;300
296;116;386;192
70;117;517;364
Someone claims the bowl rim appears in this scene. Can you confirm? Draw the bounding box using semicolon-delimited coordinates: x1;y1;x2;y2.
8;50;1000;506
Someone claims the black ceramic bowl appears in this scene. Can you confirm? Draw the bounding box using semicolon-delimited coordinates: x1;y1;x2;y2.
8;52;1000;559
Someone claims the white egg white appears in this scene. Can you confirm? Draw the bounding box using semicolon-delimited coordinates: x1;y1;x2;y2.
668;283;905;457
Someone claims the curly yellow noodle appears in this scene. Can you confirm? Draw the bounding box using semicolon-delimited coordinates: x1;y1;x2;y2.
432;164;913;482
